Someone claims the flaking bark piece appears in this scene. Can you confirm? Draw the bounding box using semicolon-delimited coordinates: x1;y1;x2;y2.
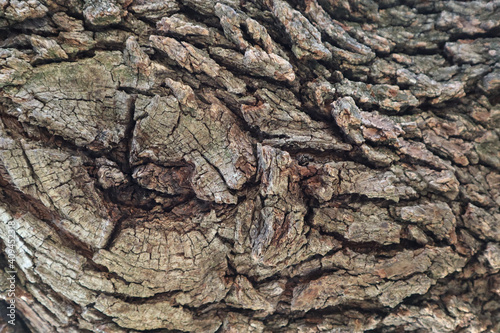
331;96;364;145
241;89;350;151
264;0;332;60
0;0;48;23
180;0;240;16
335;79;419;112
128;0;179;20
304;0;374;57
305;161;417;202
83;0;122;27
157;14;233;48
210;46;295;82
312;203;402;245
291;247;466;311
150;35;246;94
463;203;500;241
396;201;457;242
29;35;68;63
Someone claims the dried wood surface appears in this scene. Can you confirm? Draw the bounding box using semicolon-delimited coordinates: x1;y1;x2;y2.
0;0;499;332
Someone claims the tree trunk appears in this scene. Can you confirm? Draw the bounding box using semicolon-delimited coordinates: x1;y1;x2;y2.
0;0;499;332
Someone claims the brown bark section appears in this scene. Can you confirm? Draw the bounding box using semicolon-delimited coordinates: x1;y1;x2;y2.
0;0;499;332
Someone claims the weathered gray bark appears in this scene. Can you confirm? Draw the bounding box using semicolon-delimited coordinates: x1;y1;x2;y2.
0;0;499;332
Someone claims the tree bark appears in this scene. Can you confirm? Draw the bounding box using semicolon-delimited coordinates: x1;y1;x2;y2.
0;0;499;332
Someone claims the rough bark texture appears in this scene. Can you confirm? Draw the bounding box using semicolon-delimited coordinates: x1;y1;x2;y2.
0;0;499;332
